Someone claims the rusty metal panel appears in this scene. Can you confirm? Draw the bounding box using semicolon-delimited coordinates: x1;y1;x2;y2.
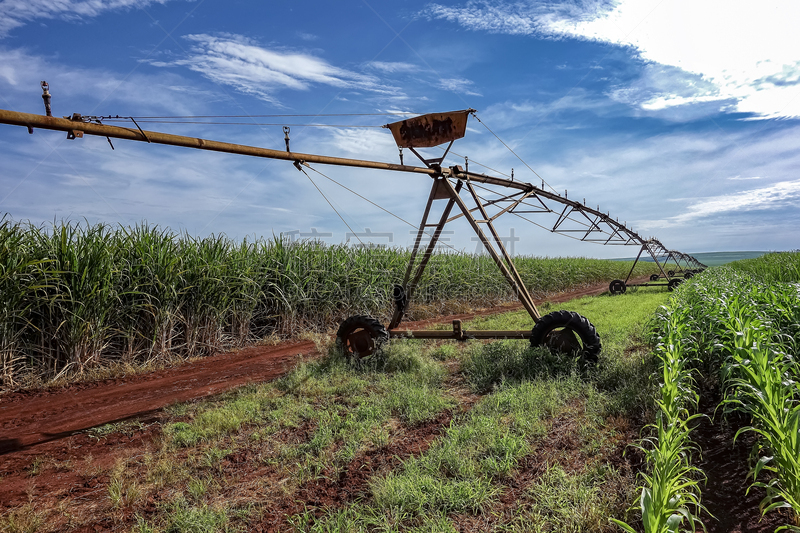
385;110;470;148
431;178;452;199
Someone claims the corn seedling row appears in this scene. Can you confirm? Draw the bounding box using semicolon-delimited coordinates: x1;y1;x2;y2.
689;265;799;529
624;253;800;532
612;305;706;533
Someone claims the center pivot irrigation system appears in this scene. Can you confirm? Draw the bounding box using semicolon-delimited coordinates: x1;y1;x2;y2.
608;239;706;295
0;84;705;364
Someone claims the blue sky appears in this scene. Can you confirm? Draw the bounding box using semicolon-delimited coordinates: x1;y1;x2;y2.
1;0;799;258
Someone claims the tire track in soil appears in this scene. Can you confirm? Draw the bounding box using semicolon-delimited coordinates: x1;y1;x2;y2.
253;409;462;533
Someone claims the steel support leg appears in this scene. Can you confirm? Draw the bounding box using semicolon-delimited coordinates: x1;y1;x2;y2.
389;177;461;330
624;245;646;284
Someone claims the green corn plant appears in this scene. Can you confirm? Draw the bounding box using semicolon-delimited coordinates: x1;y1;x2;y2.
613;305;707;533
665;262;800;529
722;324;800;530
615;410;706;533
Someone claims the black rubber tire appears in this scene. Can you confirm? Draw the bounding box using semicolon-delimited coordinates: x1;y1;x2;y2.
667;270;675;277
649;274;660;282
668;278;682;292
684;271;694;279
530;310;601;364
609;279;626;295
336;315;388;360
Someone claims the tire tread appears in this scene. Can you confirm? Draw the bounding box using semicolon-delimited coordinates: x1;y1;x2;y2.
529;310;601;363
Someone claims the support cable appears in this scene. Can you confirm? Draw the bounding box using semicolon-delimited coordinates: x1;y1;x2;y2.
107;112;420;118
303;163;460;253
470;112;558;195
296;164;365;247
102;119;385;128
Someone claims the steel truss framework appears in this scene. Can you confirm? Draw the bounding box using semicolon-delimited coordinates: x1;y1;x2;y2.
609;238;707;295
0;105;706;357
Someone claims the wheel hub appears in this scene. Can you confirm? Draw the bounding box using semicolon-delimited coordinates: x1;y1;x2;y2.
346;329;375;356
544;329;582;354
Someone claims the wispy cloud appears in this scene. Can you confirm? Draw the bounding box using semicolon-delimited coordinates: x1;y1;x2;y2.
425;2;540;35
365;61;418;74
436;77;482;97
674;180;800;222
469;91;620;134
0;0;173;37
426;0;800;120
0;47;205;115
295;31;318;42
157;34;401;105
423;1;612;36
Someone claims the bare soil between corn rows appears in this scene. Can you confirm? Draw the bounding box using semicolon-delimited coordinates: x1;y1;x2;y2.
0;279;787;532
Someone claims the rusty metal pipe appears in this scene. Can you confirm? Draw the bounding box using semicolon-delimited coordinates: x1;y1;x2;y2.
0;108;647;248
0;109;436;177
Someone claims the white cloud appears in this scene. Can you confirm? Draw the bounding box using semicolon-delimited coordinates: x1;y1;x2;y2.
366;61;419;74
674;180;800;223
327;127;397;159
0;47;205;115
480;90;617;129
487;116;800;251
162;34;401;105
0;0;172;37
435;77;482;97
426;0;800;119
424;1;612;36
295;31;318;42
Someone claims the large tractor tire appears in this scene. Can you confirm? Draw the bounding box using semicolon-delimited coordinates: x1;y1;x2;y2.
336;315;388;361
530;310;601;364
609;279;627;295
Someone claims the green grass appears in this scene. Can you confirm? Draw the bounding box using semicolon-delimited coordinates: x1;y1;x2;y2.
160;499;233;533
162;344;454;477
460;289;669;417
508;464;633;532
295;289;667;532
129;341;458;532
371;379;579;515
